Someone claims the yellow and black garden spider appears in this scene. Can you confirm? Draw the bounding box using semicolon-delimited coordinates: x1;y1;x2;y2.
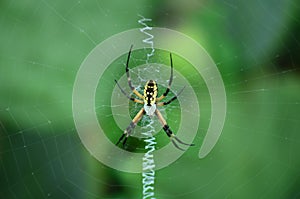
115;45;194;150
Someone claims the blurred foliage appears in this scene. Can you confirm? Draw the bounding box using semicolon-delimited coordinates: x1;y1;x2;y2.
0;0;300;198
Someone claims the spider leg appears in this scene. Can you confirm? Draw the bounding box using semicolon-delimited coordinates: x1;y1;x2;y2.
114;80;144;104
125;45;144;99
157;86;185;106
155;109;194;151
116;108;145;147
171;139;185;151
157;53;174;102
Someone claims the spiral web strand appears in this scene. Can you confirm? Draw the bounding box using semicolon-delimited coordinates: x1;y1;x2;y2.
138;15;155;64
138;15;156;199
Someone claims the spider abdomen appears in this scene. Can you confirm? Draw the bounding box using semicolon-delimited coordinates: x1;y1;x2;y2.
143;80;158;106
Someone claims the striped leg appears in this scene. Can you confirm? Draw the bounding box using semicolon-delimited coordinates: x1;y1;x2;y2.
114;80;144;104
125;45;144;99
157;86;185;106
155;109;194;151
156;53;174;102
116;108;145;147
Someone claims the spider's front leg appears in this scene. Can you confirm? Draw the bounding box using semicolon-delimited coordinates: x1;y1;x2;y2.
125;45;144;99
116;108;145;147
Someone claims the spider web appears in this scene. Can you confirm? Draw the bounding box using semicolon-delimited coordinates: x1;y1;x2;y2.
1;0;300;199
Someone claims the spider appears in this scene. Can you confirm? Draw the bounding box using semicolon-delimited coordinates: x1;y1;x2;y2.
115;45;194;151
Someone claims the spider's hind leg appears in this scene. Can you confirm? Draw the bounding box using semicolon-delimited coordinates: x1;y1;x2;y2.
116;108;145;147
163;125;194;151
116;122;135;147
155;109;194;151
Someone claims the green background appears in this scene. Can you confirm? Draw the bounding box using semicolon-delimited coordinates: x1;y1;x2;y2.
1;0;300;198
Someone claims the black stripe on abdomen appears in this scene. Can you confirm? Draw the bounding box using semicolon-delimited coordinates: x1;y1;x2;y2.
146;87;154;105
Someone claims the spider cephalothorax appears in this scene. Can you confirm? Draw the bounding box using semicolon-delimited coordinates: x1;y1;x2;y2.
115;45;194;150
